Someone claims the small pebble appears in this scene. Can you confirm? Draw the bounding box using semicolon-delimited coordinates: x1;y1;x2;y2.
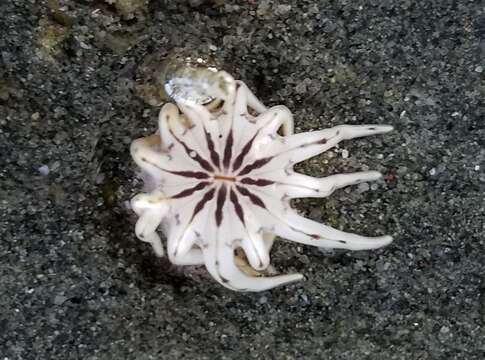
295;82;307;94
50;161;61;172
475;66;483;73
357;182;370;193
429;168;436;176
299;294;310;305
341;149;349;159
440;326;450;334
276;4;292;15
38;164;49;176
54;294;68;305
318;247;336;255
397;166;408;175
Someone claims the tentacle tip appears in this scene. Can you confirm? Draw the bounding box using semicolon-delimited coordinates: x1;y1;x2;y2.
367;171;384;180
246;273;304;292
152;245;164;257
366;125;394;134
381;125;394;133
271;104;292;115
279;273;305;286
158;103;178;123
130;196;145;214
146;236;164;257
379;235;394;246
160;102;177;111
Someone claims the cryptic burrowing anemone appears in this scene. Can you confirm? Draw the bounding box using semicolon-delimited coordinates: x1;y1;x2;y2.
130;61;393;291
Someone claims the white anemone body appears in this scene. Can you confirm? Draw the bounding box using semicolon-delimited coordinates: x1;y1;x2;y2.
130;70;393;292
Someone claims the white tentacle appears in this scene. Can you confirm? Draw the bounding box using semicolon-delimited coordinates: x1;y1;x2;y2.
131;192;170;257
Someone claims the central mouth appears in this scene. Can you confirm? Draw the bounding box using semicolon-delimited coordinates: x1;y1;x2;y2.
213;174;236;182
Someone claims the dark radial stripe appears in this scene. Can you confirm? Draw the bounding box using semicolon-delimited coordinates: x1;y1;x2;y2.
237;157;273;176
204;130;221;169
169;128;214;172
235;185;266;209
171;182;210;199
139;157;210;180
190;187;216;222
288;225;347;244
239;178;274;186
231;133;257;171
229;189;245;224
298;135;331;148
167;170;210;179
215;184;227;226
222;130;233;169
